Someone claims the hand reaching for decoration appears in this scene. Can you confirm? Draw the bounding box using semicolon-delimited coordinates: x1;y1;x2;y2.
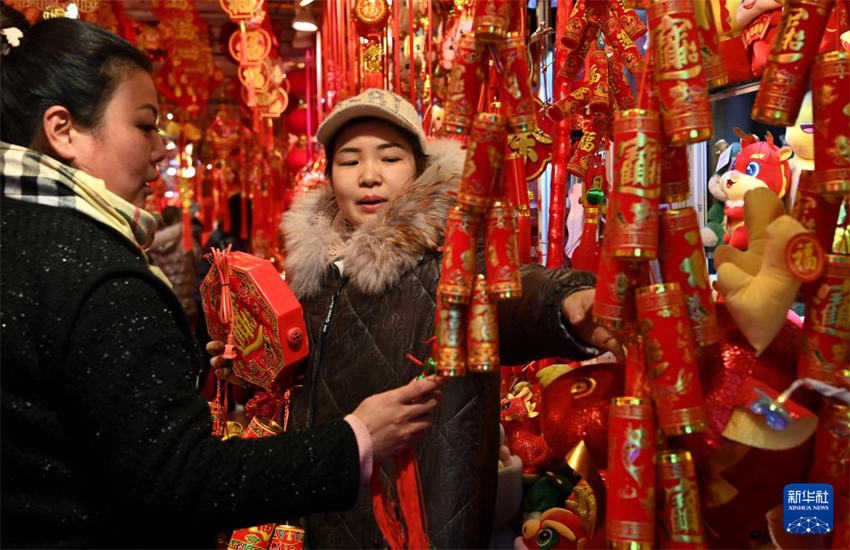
715;188;807;355
562;288;626;363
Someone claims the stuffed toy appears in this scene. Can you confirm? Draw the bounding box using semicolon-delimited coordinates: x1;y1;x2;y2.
784;91;814;212
703;139;741;250
516;480;598;550
721;129;792;250
715;187;807;354
736;0;783;77
501;381;560;476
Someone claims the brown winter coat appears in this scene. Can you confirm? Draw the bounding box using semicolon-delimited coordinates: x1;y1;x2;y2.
282;139;598;549
148;222;199;325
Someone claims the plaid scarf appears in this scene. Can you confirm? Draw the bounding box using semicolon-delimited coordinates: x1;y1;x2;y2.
1;141;170;285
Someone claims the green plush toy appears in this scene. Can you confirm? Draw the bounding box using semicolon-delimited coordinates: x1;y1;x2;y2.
702;140;741;251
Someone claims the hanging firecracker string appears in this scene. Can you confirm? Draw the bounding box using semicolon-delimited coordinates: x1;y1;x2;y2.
545;0;574;268
392;0;401;93
408;0;415;105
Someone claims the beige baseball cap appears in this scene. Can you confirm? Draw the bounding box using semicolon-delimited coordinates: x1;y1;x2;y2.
316;88;428;153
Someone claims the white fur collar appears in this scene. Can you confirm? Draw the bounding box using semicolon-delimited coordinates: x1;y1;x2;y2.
281;139;465;298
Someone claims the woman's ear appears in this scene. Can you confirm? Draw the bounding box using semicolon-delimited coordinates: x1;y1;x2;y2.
39;105;77;162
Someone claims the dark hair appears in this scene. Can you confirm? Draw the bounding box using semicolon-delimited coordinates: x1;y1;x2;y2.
324;116;429;179
161;205;181;227
0;15;152;147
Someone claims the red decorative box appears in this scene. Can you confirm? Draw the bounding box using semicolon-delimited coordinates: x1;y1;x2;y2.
201;251;309;390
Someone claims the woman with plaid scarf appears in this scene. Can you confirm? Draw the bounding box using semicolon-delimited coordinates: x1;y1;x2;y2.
0;12;442;548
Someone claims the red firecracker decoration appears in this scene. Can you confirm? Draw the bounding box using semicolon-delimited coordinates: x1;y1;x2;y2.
606;397;656;548
792;171;844;252
657;450;707;549
608;109;662;259
812;51;850;194
648;0;712;145
635;283;708;435
467;275;500;373
797;255;850;382
752;0;836;126
659;208;721;345
444;33;487;136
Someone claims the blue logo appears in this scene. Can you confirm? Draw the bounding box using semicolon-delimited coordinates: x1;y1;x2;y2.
783;483;833;534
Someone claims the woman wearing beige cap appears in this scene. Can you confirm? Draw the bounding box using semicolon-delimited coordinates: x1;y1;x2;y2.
279;88;621;548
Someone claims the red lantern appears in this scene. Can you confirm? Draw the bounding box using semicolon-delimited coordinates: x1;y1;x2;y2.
286;103;319;136
353;0;390;34
285;67;308;96
200;252;309;391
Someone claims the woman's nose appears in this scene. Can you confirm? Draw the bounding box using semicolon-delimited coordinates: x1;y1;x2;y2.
358;159;382;187
151;133;167;164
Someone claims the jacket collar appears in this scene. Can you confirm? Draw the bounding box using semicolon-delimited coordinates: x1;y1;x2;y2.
282;138;465;298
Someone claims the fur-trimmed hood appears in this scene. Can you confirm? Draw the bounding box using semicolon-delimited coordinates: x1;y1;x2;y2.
281;138;464;298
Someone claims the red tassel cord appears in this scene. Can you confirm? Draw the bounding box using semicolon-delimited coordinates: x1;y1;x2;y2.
211;244;236;360
371;451;430;550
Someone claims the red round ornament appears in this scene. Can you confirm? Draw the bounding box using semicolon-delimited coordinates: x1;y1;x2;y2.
785;232;826;283
353;0;390;35
228;28;272;66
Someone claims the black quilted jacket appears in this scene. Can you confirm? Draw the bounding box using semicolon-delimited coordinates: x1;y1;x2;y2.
282;140;598;549
1;193;360;547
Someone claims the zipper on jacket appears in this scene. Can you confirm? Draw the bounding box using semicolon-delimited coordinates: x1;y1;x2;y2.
306;275;347;429
304;275;347;549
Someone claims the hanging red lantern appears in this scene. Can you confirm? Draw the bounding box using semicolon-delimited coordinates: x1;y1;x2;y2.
285;141;310;174
286;67;308;96
286;103;319;136
353;0;390;34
